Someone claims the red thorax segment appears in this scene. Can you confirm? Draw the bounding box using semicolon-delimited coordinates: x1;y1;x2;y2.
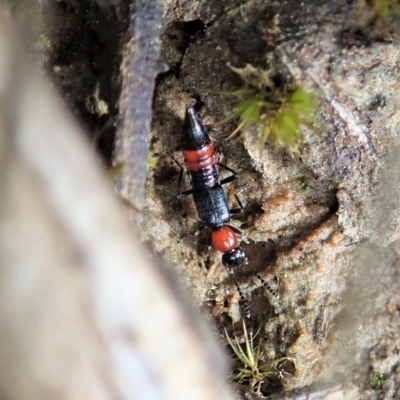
211;226;238;253
183;143;216;172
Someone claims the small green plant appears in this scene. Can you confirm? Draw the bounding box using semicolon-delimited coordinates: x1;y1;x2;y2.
225;321;296;396
369;0;400;22
328;181;336;191
36;33;52;53
225;64;317;151
370;370;385;388
360;0;400;35
175;245;183;262
146;154;159;171
299;180;309;194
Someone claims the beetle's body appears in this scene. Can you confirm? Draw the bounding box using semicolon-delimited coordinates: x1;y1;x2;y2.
176;106;278;317
181;106;247;268
192;187;230;229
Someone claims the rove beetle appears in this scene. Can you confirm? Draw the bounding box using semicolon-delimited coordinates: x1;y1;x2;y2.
181;106;247;268
176;106;277;318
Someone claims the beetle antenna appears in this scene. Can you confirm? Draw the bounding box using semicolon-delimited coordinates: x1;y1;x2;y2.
228;268;251;319
247;264;279;298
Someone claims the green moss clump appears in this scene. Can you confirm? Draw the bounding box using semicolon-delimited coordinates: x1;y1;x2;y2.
300;180;310;194
328;181;337;191
225;64;317;151
146;154;159;171
370;370;385;388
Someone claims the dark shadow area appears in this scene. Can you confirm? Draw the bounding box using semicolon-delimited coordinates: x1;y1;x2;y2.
45;0;129;165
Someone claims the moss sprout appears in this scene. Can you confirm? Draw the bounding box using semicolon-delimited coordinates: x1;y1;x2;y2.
146;154;159;171
361;0;400;34
300;180;310;194
328;181;337;191
225;64;317;151
369;0;400;22
225;321;296;396
370;370;385;388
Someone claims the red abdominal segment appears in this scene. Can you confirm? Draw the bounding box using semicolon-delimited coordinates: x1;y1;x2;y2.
211;226;237;253
183;143;216;171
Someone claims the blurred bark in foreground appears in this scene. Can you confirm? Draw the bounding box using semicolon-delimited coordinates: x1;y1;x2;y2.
0;11;234;400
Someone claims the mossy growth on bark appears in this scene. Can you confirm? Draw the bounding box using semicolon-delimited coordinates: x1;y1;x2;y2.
224;64;317;152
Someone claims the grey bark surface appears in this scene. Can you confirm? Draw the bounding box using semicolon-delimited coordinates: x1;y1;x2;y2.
113;0;164;217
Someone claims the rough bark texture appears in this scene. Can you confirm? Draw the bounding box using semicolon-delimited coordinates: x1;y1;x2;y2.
113;0;164;216
144;0;400;398
6;0;400;399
